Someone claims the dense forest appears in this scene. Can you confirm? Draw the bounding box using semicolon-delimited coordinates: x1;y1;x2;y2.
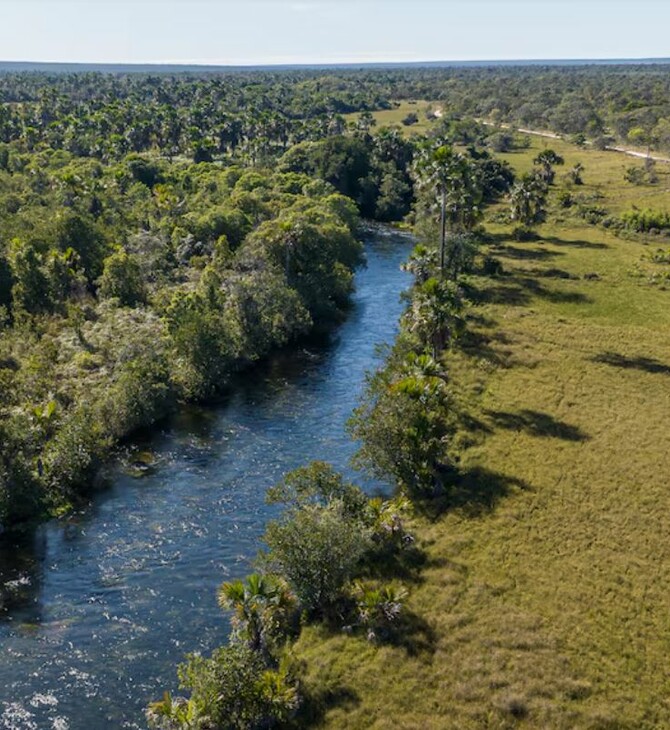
2;64;670;163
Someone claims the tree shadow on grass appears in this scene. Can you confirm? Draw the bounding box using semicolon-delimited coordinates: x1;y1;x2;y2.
495;244;565;261
294;684;361;728
523;267;577;280
360;543;429;585
485;409;590;442
459;327;514;368
510;276;592;305
466;275;590;307
464;281;530;307
382;608;439;658
416;466;532;521
542;235;609;250
592;351;670;375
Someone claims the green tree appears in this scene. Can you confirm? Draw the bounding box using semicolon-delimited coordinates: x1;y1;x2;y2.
509;173;548;231
533;149;564;185
98;251;147;307
414;143;482;276
10;242;52;314
263;500;372;616
406;277;466;357
147;645;298;730
351;352;454;497
219;574;295;659
53;213;109;284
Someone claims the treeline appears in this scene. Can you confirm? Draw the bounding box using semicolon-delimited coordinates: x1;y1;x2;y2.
3;64;670;164
0;71;392;163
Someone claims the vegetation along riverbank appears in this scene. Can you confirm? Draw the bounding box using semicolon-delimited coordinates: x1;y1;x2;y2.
2;64;670;729
150;112;670;728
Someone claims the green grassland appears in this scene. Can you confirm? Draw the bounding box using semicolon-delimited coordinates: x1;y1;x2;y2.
348;100;442;137
293;137;670;727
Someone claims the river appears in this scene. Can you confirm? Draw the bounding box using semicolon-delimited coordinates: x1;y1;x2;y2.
0;227;412;730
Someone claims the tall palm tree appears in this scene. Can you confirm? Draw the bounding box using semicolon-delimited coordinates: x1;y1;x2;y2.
414;143;482;276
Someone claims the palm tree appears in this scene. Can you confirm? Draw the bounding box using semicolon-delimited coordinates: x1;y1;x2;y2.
218;574;294;658
510;173;548;230
414;143;482;276
404;278;465;358
533;149;564;185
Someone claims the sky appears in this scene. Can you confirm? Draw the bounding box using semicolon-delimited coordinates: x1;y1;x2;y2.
0;0;669;66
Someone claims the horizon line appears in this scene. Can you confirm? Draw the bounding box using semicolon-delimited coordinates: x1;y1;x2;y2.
1;55;670;70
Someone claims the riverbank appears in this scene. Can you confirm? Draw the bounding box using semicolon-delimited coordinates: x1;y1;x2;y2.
0;229;413;730
293;134;670;728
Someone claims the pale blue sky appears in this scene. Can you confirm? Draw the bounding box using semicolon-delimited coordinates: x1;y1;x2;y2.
0;0;669;66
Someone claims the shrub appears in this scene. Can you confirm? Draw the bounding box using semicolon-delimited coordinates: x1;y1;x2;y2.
147;646;299;730
263;500;372;616
620;209;670;234
578;205;608;225
98;251;147;306
352;581;408;642
351;353;455;497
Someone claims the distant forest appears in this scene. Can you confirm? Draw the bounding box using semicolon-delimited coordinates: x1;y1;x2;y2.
1;64;670;161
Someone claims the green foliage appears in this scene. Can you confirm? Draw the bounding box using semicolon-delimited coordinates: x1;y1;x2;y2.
352;581;408;642
510;173;548;229
147;645;299;730
219;574;296;658
9;241;53;314
533;149;564;185
53;213;109;284
0;148;361;526
165;281;244;398
351;352;454;497
279;132;414;220
266;461;368;516
620;208;670;234
98;251;147;306
406;277;466;356
263;500;372;616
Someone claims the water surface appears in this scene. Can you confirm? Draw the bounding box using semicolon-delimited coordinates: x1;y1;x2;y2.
0;227;413;730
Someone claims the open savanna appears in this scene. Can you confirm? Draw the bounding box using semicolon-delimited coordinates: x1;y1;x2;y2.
346;100;442;137
293;138;670;727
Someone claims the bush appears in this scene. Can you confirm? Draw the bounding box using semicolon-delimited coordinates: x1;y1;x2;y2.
578;205;608;225
147;645;299;730
98;251;147;306
620;209;670;234
350;352;455;497
263;500;372;616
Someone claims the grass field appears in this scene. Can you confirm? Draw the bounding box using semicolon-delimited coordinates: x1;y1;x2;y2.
293;137;670;728
347;100;443;137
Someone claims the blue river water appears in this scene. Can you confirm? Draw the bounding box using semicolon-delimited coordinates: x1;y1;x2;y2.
0;227;413;730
